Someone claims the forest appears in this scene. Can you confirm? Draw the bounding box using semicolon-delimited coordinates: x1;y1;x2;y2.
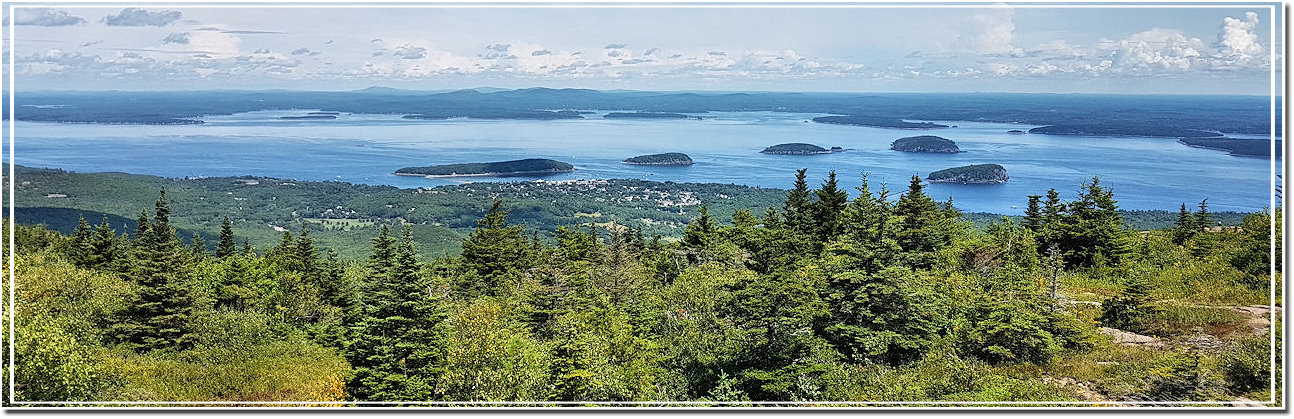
5;168;1281;406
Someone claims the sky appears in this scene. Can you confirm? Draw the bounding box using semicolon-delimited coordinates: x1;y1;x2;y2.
2;3;1284;94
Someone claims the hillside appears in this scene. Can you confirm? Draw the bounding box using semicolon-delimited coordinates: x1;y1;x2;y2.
395;159;575;177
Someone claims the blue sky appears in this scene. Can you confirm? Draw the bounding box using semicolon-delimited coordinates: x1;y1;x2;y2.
4;3;1283;94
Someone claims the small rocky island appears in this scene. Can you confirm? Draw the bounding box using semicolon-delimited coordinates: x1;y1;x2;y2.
927;164;1009;184
891;136;962;153
623;152;694;166
760;143;840;155
1007;130;1026;135
279;115;337;120
395;158;575;178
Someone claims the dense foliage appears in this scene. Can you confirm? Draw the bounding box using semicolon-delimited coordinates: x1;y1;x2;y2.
6;168;1280;406
890;136;961;153
622;153;694;165
927;164;1009;184
760;143;832;155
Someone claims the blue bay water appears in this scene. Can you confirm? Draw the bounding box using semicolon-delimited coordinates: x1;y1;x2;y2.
8;110;1282;214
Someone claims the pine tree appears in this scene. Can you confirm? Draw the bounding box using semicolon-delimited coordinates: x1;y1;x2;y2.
1065;177;1129;267
682;205;718;250
762;207;782;229
346;226;449;401
294;222;319;279
783;168;813;233
1100;276;1159;332
86;216;124;273
133;210;151;247
893;175;956;266
216;216;236;258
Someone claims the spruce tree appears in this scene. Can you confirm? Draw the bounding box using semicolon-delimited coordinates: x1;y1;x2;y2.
188;233;207;259
347;227;449;401
216;216;236;258
112;189;196;352
1100;276;1159;332
1194;198;1213;230
69;216;93;266
86;216;124;272
1066;177;1128;267
812;170;849;243
460;200;531;295
783;168;813;233
1023;195;1043;233
682;205;718;251
1172;203;1196;245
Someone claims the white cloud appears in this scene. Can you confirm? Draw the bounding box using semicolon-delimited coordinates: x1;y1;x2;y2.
1108;28;1203;72
955;7;1015;54
1211;11;1265;69
103;8;182;27
10;8;85;26
393;44;427;60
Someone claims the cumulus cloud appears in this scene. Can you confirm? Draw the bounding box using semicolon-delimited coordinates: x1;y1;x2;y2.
393;44;427;59
955;8;1015;54
162;33;190;45
485;43;510;52
11;8;85;26
103;8;182;27
1212;11;1264;68
1108;28;1203;72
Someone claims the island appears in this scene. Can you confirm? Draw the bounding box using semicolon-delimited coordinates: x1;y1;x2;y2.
760;143;840;155
1178;137;1280;158
279;115;337;120
927;164;1009;184
812;115;949;129
402;109;585;120
622;152;695;166
1007;130;1026;135
395;158;576;178
604;112;700;120
891;136;962;153
1027;124;1221;138
308;111;341;115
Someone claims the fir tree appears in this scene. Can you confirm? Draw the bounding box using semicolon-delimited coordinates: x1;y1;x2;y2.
1194;198;1213;229
1022;195;1043;233
460;200;532;295
188;233;207;259
783;168;813;233
112;189;196;352
812;170;849;243
69;216;93;266
86;216;124;273
346;226;449;401
1100;276;1159;332
1172;203;1196;245
216;216;236;258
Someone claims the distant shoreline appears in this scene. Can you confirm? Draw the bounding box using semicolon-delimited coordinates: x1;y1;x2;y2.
394;168;576;178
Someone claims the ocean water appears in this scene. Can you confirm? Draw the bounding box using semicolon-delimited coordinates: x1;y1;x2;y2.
8;110;1281;214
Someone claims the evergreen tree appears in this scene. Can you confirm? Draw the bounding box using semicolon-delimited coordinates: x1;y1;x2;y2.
85;216;124;272
216;216;236;258
761;207;782;229
1022;195;1043;233
783;168;813;233
459;200;532;296
1172;203;1196;245
1100;276;1159;332
133;210;151;247
294;222;319;279
69;216;93;266
112;189;196;352
188;233;207;259
347;227;449;401
812;170;849;244
892;175;959;267
1194;198;1213;229
1065;177;1129;267
682;205;718;250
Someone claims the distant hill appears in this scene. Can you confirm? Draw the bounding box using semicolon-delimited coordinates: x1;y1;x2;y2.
760;143;834;155
623;153;694;166
928;164;1009;184
604;112;699;120
891;136;962;153
395;158;575;177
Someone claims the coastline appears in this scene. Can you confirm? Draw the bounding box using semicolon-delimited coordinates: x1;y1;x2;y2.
394;168;577;178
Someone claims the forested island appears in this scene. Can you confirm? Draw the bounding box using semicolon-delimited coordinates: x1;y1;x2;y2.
1028;124;1222;138
395;158;575;177
604;112;699;120
812;115;950;129
927;164;1009;184
891;136;963;153
622;153;695;166
401;109;585;120
1178;137;1280;158
760;143;837;155
9;164;1277;405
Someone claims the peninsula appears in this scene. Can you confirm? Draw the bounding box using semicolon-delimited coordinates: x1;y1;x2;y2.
623;153;695;166
927;164;1009;184
1028;124;1221;138
760;143;838;155
891;136;962;153
279;115;337;120
1177;137;1279;158
395;158;575;178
